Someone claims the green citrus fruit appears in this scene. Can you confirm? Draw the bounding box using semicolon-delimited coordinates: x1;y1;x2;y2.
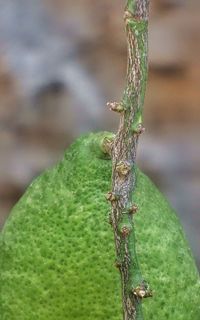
1;132;199;319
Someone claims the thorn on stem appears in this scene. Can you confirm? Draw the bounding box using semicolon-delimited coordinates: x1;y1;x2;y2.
107;101;124;113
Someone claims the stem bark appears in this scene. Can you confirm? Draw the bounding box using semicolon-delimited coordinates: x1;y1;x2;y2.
108;1;151;319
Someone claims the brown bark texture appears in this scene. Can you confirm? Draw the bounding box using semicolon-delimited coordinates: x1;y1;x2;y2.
106;1;152;319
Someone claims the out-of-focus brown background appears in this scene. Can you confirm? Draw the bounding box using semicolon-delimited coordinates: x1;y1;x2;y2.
0;0;199;266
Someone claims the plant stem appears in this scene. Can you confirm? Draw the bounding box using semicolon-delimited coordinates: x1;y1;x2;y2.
107;1;151;319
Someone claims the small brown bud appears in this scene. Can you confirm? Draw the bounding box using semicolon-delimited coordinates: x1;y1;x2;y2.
115;259;121;269
124;11;134;25
120;225;131;238
129;204;139;214
107;101;124;113
106;192;119;202
133;123;145;135
108;213;113;226
101;137;114;156
116;161;131;176
133;282;153;299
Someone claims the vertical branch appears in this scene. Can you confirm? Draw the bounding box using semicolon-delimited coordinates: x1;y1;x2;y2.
106;1;151;319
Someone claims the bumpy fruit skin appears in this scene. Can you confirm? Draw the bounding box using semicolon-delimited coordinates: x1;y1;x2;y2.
1;132;199;320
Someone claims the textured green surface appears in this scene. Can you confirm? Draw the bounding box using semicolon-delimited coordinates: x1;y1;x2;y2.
1;132;199;320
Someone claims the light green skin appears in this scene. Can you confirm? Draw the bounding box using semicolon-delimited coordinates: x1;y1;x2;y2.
1;132;199;320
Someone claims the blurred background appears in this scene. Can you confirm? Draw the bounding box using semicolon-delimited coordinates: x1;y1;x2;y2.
0;0;199;267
